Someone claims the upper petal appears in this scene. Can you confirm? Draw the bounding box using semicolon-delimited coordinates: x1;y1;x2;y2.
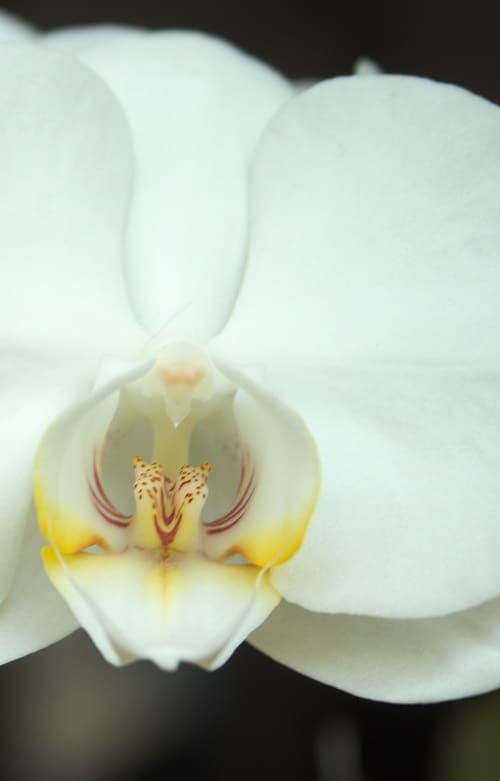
42;24;145;53
217;75;500;365
0;9;34;40
250;597;500;703
55;31;293;338
0;43;144;356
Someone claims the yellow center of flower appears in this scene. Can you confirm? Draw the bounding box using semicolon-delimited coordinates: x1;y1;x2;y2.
130;456;211;552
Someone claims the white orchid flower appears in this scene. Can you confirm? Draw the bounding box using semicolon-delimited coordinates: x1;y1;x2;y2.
1;10;500;704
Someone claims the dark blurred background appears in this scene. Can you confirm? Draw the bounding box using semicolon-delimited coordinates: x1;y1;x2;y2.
1;1;500;780
4;0;500;102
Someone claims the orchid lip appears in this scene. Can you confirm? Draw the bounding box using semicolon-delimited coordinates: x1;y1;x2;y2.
34;345;319;669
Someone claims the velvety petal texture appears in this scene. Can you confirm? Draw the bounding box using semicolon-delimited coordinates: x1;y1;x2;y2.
214;76;500;626
218;76;500;365
63;32;293;338
251;598;500;703
267;367;500;619
0;43;144;356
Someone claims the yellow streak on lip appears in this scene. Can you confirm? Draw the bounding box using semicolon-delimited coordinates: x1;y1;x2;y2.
143;550;281;620
41;545;280;621
34;473;109;554
221;474;320;568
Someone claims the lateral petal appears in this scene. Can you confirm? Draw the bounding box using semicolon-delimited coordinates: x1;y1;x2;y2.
258;367;500;619
214;74;500;619
0;515;77;664
217;75;500;365
251;598;500;704
42;547;280;668
0;43;144;356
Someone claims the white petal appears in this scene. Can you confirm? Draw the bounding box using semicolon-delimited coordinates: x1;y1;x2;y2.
43;547;280;667
251;598;500;703
216;76;500;365
0;352;90;604
243;367;500;619
0;43;144;356
0;515;77;664
202;362;320;568
43;24;145;53
213;75;500;619
0;9;34;39
35;358;153;554
71;31;293;338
